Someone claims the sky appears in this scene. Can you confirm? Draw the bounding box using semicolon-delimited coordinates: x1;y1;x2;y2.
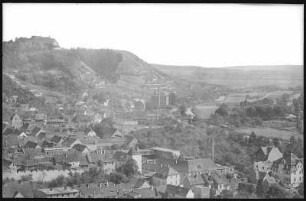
3;3;304;67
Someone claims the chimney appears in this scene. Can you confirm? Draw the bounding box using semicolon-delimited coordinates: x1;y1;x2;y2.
211;137;215;163
106;181;109;187
175;160;177;164
93;189;95;198
87;184;89;188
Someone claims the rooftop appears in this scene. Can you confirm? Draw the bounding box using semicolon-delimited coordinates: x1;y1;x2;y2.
38;187;79;195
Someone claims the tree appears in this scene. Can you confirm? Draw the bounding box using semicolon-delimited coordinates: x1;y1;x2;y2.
179;105;186;116
48;175;66;188
109;172;126;184
249;132;256;145
298;182;304;197
117;158;138;177
265;183;288;198
215;106;228;117
273;137;280;147
20;174;33;182
220;189;234;198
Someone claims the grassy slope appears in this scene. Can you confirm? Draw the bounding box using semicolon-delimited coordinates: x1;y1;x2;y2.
154;64;303;88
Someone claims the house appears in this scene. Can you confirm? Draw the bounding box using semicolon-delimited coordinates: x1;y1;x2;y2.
112;129;123;138
21;122;30;131
271;153;303;188
152;165;181;191
3;134;20;148
2;182;35;198
30;127;43;137
11;114;23;130
19;104;30;112
192;185;211;198
23;141;41;149
133;99;145;111
41;140;56;149
156;157;219;184
61;150;82;168
134;178;151;189
61;137;82;149
50;135;63;145
182;174;211;198
35;113;47;121
255;146;283;162
3;127;15;136
17;131;28;139
165;184;194;198
150;147;181;159
182;174;205;189
86;150;115;174
44;147;66;157
28;107;38;114
125;136;138;149
72;144;90;154
46;119;68;128
133;187;161;198
36;187;79;198
86;129;97;137
210;172;231;196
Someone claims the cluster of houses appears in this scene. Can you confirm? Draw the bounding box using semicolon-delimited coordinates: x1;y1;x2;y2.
254;145;304;189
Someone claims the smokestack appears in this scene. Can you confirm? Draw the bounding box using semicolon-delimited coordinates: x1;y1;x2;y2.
212;137;215;163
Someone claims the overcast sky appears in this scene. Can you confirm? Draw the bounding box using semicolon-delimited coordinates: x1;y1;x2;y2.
3;3;303;67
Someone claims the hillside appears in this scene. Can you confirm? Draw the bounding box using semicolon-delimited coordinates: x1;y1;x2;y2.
2;36;175;99
154;64;303;89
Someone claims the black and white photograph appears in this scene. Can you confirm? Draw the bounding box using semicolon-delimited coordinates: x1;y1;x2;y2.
2;3;304;199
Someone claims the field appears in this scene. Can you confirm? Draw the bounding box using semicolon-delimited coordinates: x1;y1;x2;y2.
194;104;219;119
236;127;302;140
266;90;295;99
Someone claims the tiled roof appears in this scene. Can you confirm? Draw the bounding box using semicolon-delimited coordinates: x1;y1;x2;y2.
23;141;39;149
30;127;42;136
61;137;77;147
72;144;88;152
2;182;35;198
3;127;15;135
166;185;190;197
267;147;283;162
210;172;229;185
135;188;161;198
186;174;205;186
50;135;62;144
41;140;55;148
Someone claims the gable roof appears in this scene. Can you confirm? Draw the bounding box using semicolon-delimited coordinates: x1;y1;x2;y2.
267;147;283;162
113;151;130;162
185;174;205;186
72;144;88;152
2;182;34;198
166;185;191;197
3;127;15;135
21;123;30;131
23;141;39;149
61;137;77;147
41;140;55;148
135;188;161;198
210;172;229;185
50;135;62;144
30;127;42;136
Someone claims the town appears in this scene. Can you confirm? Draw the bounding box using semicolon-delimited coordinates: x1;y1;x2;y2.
2;79;304;198
2;3;304;199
